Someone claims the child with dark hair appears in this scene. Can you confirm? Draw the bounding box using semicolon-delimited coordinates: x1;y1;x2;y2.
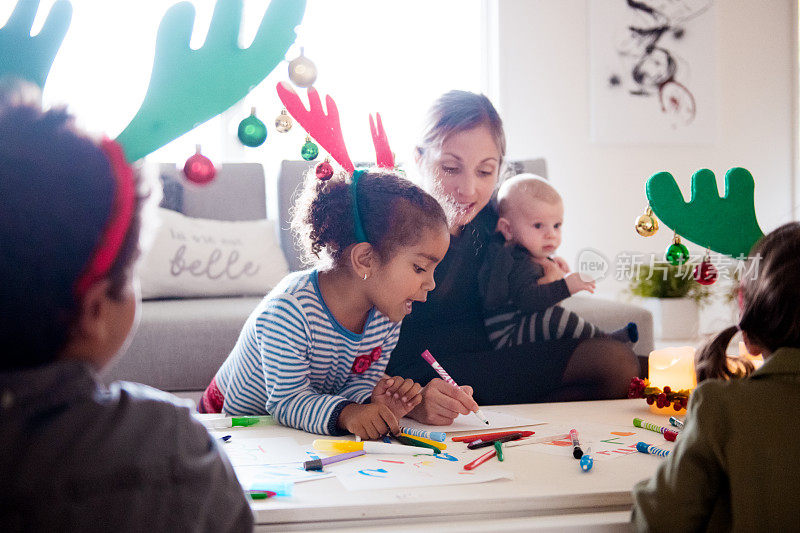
0;96;252;531
199;166;451;439
632;222;800;531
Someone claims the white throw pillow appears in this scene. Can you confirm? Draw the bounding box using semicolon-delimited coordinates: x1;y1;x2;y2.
139;208;289;299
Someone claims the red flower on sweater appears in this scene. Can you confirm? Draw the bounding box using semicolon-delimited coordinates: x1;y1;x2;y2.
351;347;382;374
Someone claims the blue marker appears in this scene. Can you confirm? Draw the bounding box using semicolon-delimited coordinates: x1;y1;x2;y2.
399;426;446;442
637;442;671;457
669;416;684;429
580;447;593;471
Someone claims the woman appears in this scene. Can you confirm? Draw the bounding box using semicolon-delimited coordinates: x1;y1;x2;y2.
388;90;639;425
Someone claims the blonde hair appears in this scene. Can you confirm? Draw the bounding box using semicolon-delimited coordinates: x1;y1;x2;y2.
497;173;562;217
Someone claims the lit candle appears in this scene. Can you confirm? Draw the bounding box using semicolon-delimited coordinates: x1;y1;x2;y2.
648;346;697;392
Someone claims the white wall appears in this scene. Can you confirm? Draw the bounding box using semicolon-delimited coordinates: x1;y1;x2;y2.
493;0;796;306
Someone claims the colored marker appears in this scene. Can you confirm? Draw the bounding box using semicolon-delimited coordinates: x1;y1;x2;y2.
303;450;365;471
636;441;671;457
452;430;535;443
580;447;593;472
219;435;231;442
570;429;583;459
494;441;504;461
247;490;277;500
504;433;571;448
206;415;276;429
400;427;446;442
633;418;679;441
420;350;489;425
669;416;684;429
467;433;524;449
398;433;447;450
248;480;293;496
464;449;497;470
312;439;436;455
394;434;441;454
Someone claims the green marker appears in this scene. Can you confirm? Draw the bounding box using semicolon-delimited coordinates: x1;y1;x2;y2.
494;440;504;461
207;415;275;429
395;434;441;454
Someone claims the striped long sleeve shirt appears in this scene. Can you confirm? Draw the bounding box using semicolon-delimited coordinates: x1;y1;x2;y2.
214;270;401;435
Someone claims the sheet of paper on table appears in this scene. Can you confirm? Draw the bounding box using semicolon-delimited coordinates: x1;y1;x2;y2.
399;409;544;434
215;436;309;466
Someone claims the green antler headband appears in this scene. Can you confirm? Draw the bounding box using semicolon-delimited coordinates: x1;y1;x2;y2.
646;167;764;258
0;0;306;162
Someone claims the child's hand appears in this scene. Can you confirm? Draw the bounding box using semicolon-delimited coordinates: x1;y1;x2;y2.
565;272;596;294
534;257;565;284
406;378;479;426
371;376;423;418
551;256;571;273
337;403;400;440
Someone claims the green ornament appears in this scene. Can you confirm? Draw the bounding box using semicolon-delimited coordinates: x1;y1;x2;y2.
665;238;690;265
301;137;319;161
237;109;267;147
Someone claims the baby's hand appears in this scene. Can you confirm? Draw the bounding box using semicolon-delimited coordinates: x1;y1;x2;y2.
371;376;423;419
565;272;596;294
337;403;400;440
534;257;565;284
552;256;571;273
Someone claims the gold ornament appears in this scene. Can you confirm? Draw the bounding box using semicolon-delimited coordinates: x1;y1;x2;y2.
635;207;659;237
275;109;292;133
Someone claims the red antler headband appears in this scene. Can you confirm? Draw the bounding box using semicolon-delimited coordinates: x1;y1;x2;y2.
276;82;395;243
74;138;136;296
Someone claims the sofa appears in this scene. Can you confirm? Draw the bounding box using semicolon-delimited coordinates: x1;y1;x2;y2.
103;159;653;393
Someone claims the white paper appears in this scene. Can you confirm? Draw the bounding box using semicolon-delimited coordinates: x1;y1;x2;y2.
330;456;512;491
399;409;544;434
234;463;334;488
216;436;308;466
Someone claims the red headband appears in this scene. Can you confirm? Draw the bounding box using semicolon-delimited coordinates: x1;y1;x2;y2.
74;138;136;296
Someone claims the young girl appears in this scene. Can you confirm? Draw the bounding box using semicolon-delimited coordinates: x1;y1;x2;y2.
200;166;451;439
0;92;251;530
632;222;800;531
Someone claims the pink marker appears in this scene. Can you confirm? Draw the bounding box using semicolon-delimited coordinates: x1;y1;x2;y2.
420;350;489;425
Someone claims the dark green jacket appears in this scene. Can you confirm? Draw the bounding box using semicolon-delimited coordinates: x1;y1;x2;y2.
632;347;800;532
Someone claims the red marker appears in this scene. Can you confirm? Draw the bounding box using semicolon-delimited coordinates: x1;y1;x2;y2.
463;449;497;470
453;430;534;443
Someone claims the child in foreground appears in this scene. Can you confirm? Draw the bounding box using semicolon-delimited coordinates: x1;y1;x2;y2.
200;167;451;439
632;222;800;531
479;173;638;348
0;93;251;531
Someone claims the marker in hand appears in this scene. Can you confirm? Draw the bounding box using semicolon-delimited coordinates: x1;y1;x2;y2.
420;350;489;425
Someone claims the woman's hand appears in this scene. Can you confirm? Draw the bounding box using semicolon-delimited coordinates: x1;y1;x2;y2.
407;378;479;425
337;403;400;440
371;376;423;418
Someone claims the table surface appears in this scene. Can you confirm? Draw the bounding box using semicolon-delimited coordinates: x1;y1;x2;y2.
205;399;676;532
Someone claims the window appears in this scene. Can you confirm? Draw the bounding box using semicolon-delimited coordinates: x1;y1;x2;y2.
5;0;484;167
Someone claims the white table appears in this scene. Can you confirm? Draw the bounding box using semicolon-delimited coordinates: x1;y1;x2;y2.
210;399;673;532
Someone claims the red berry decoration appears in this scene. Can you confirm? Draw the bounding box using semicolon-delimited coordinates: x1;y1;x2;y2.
183;145;216;185
694;259;718;285
673;402;682;411
646;396;655;405
315;159;333;180
663;386;671;394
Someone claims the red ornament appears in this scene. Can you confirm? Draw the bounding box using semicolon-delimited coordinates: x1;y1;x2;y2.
183;145;216;185
693;259;718;285
315;159;333;180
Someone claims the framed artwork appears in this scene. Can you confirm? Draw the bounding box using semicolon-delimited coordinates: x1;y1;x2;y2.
590;0;716;143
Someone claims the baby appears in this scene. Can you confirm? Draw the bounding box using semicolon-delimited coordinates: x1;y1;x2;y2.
478;173;637;348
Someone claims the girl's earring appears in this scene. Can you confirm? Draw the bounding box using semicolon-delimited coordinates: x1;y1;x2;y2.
363;273;368;281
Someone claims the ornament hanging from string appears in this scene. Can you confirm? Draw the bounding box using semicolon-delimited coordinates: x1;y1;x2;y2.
301;135;319;161
237;107;267;147
665;233;690;266
693;250;718;285
288;47;317;88
635;206;659;237
275;108;293;132
183;145;217;185
316;158;333;180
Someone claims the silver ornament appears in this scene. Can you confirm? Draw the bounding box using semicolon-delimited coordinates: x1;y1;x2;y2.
275;109;292;133
288;49;317;88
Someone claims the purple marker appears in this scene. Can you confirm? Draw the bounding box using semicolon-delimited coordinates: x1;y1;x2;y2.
303;450;366;471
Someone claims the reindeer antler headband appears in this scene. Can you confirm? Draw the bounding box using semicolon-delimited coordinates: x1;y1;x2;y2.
276;81;395;243
1;0;306;294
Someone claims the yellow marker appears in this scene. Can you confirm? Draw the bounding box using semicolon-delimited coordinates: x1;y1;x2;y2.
399;433;447;451
312;439;435;455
